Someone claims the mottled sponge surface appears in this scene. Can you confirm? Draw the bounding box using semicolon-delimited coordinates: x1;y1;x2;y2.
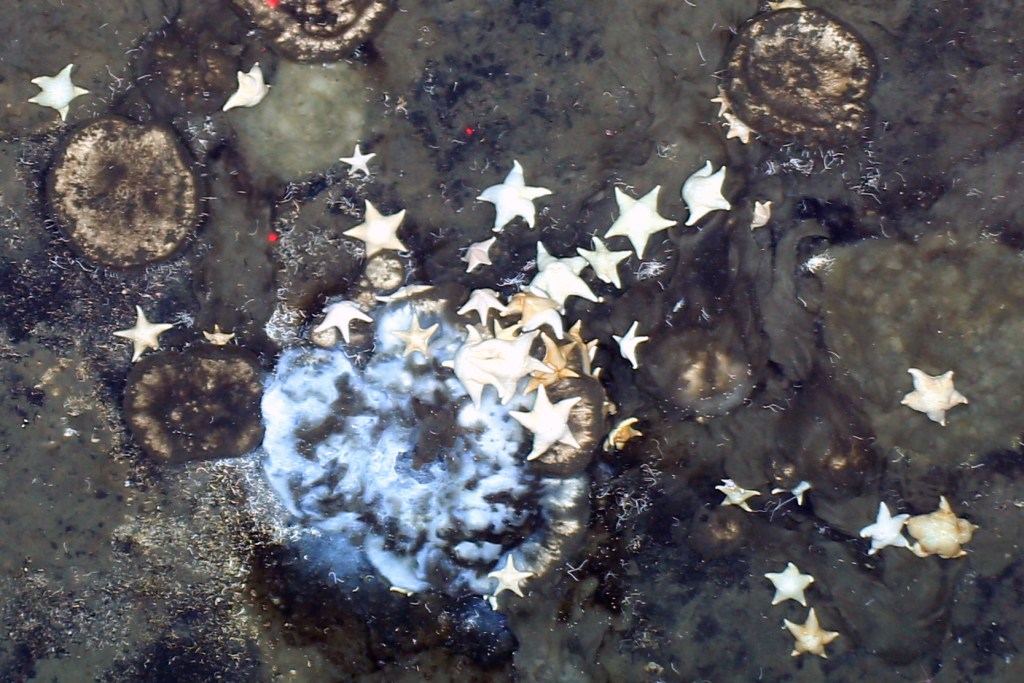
124;346;265;463
46;116;200;268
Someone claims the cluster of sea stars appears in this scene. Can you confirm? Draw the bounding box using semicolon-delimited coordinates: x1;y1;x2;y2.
712;480;976;662
314;286;597;468
716;472;835;659
763;561;838;659
279;160;605;604
712;374;974;662
860;497;978;560
302;284;595;604
102;52;980;635
756;494;979;660
468;155;738;376
715;464;976;659
302;139;748;602
709;85;756;145
32;60;264;360
714;475;838;658
104;105;757;607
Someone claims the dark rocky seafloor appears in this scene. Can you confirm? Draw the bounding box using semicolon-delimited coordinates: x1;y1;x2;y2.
3;0;1024;681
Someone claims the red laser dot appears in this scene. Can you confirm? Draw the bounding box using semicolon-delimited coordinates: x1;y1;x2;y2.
267;232;279;243
267;0;279;8
465;127;475;136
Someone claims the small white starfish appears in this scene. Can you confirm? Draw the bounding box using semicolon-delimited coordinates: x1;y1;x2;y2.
612;320;649;370
340;144;376;177
113;306;174;362
722;112;754;144
784;608;839;659
392;315;438;359
343;200;407;258
222;62;269;111
715;478;761;512
710;86;731;117
28;63;89;121
771;480;811;506
603;186;677;258
764;562;815;606
487;554;534;598
477;160;552;232
457;288;507;324
681;161;731;226
859;502;911;555
509;385;581;461
202;324;236;346
462;236;496;273
751;200;773;229
576;236;631;289
314;300;372;344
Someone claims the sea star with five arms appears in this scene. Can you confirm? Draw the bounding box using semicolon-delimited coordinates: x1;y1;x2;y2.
784;608;839;658
523;333;580;394
477;160;552;232
577;236;631;289
509;385;581;461
340;144;376;176
603;186;677;258
343;200;408;258
488;555;534;598
859;502;911;555
113;306;174;362
900;368;968;426
392;315;438;359
764;562;815;606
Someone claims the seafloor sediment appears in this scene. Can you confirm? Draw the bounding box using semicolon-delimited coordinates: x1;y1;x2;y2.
3;1;1024;681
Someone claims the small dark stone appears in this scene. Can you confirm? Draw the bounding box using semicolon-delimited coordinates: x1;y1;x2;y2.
134;23;244;118
686;507;749;561
445;595;517;668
